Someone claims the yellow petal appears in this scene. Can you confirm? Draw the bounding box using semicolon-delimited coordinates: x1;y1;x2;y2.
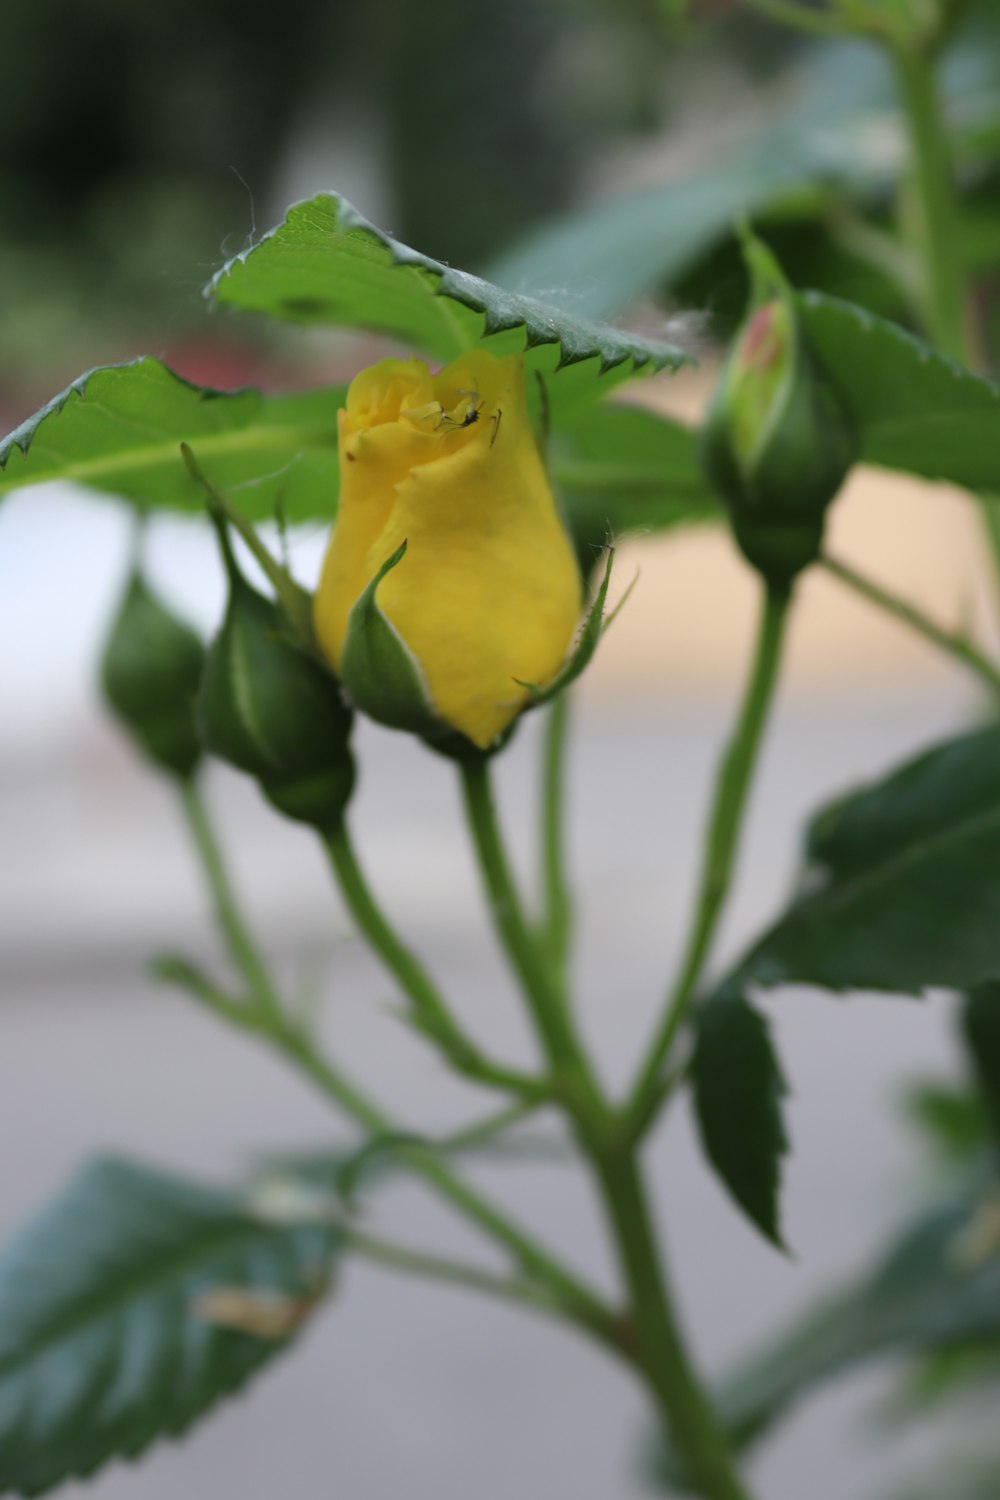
315;350;581;749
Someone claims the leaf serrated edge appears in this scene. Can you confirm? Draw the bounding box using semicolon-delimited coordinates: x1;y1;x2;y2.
0;358;256;474
206;192;692;375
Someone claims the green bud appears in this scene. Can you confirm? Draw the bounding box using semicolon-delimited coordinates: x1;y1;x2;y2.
198;534;355;830
701;236;856;589
100;571;206;779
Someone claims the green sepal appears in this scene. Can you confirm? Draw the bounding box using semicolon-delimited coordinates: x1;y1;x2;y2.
516;548;617;709
198;534;355;830
422;720;518;765
338;542;443;738
701;231;856;588
100;569;206;779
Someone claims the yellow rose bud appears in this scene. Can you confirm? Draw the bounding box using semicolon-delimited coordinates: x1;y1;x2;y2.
314;349;581;750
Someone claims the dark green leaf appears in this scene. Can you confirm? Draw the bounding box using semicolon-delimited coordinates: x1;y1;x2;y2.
691;996;789;1247
963;983;1000;1149
653;1168;1000;1483
551;402;721;565
799;292;1000;493
0;359;345;522
207;193;691;382
0;1156;339;1496
721;724;1000;1000
903;1081;993;1163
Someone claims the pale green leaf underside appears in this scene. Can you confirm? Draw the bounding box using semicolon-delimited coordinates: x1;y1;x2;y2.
207;193;692;381
0;359;345;522
0;1156;338;1496
0;359;720;552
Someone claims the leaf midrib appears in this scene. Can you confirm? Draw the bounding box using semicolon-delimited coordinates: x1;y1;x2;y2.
0;1210;301;1378
0;421;338;494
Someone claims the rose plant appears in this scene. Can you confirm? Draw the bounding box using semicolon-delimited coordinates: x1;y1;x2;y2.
5;4;1000;1498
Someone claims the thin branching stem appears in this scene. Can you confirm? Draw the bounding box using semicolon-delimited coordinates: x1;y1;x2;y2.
821;553;1000;698
627;584;790;1135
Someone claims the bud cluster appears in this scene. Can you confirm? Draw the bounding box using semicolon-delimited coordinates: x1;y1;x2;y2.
101;523;355;832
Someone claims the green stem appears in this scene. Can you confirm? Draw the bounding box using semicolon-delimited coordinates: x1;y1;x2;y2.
176;783;619;1350
458;757;604;1129
594;1148;755;1500
269;1020;622;1349
539;694;573;986
457;760;754;1493
890;42;967;364
180;779;282;1024
441;1098;545;1152
627;583;790;1132
322;819;544;1101
821;553;1000;697
888;38;1000;587
342;1227;576;1320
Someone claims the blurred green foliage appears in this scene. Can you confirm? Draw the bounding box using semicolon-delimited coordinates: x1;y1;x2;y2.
0;0;862;385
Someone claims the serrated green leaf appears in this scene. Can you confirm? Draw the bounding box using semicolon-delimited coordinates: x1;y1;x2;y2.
799;293;1000;493
653;1168;1000;1485
0;359;345;521
550;402;721;565
207;193;691;383
720;724;1000;1000
691;996;789;1248
0;1156;339;1496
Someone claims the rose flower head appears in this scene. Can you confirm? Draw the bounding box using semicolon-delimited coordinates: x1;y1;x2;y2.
314;349;582;751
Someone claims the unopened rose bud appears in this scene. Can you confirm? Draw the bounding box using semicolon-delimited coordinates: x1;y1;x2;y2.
100;570;205;779
198;525;355;829
313;349;582;752
701;236;856;588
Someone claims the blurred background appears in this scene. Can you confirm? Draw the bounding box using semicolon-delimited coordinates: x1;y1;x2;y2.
5;2;1000;1496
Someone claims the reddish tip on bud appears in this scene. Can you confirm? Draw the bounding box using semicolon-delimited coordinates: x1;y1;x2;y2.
701;234;856;589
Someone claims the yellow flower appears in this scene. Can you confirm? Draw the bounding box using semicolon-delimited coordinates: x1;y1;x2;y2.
314;349;581;749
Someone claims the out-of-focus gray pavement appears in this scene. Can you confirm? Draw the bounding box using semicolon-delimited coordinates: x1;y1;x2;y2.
1;481;992;1498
